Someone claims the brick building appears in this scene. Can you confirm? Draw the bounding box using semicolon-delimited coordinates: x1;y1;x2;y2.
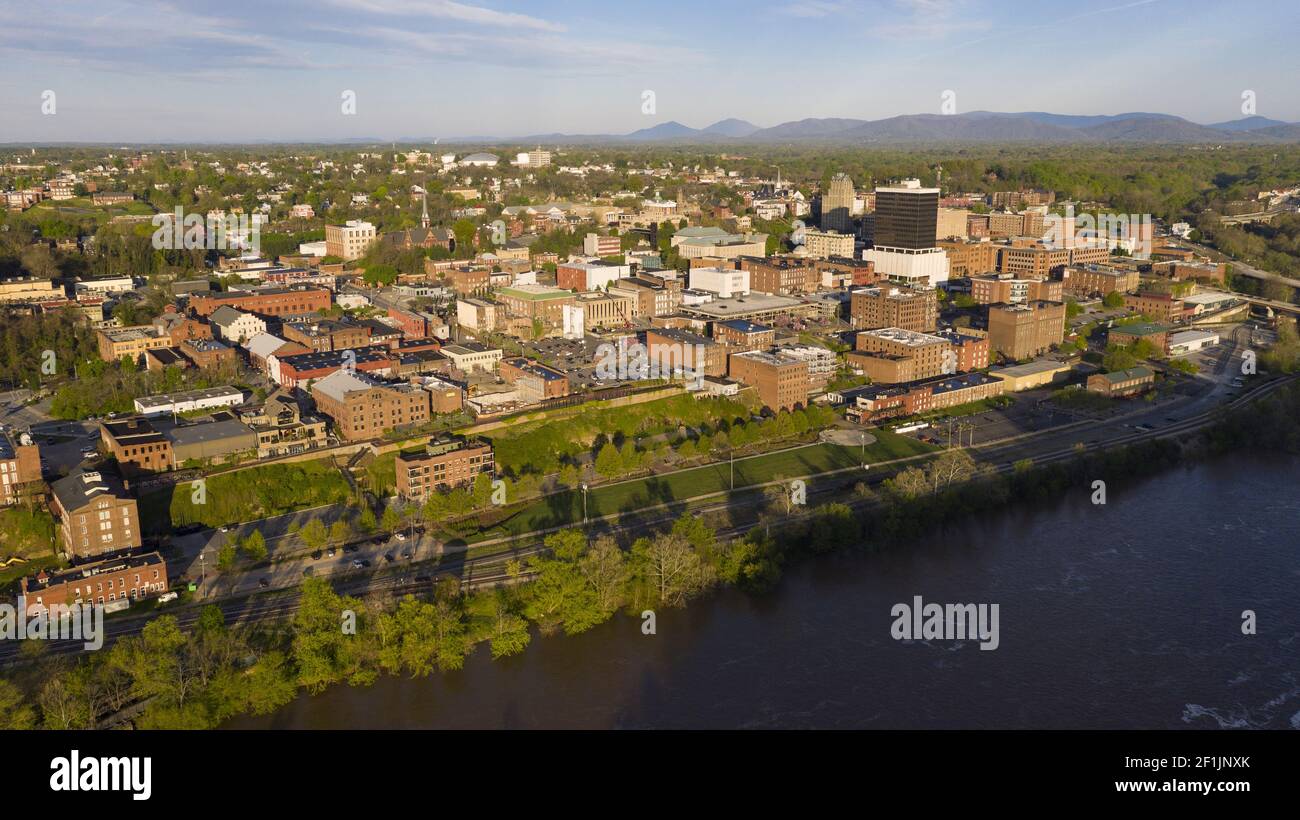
188;286;332;318
987;301;1066;361
0;431;42;506
49;470;143;560
727;350;811;412
850;285;938;332
395;437;495;502
20;551;167;615
310;369;431;440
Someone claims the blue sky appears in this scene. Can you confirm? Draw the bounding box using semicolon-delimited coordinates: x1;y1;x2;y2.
1;0;1297;142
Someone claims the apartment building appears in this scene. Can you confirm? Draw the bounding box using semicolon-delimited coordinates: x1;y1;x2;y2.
325;220;377;261
970;273;1065;305
713;319;776;351
849;285;938;331
938;240;999;278
49;470;143;560
282;318;371;353
727;350;811;412
802;229;855;260
1058;265;1141;298
987;301;1066;360
20;551;167;615
0;275;61;305
236;388;328;458
311;370;431;441
1123;291;1185;323
997;245;1071;278
499;357;571;401
644;327;727;378
96;325;173;363
0;431;42;506
395;437;494;502
209;305;267;345
738;255;817;295
852;327;955;385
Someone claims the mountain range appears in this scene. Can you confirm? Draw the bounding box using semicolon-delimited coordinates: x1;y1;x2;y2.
438;111;1300;145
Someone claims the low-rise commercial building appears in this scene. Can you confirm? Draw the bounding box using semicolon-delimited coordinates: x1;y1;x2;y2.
1086;366;1155;397
134;386;246;417
440;342;502;374
846;372;1005;423
237;388;329;458
20;551;167;615
499;357;571;401
189;286;332;319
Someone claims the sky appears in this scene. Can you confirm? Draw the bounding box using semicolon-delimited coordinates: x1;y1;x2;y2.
1;0;1298;143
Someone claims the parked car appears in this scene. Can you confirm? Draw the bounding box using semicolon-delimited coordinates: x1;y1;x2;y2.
351;559;363;569
395;532;407;542
310;550;322;560
327;548;336;558
257;578;270;588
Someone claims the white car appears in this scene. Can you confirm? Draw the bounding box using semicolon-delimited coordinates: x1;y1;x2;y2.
395;532;407;542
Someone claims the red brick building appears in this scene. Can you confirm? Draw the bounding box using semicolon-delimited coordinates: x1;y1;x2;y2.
188;286;332;318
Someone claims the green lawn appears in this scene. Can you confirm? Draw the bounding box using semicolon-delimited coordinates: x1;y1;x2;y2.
458;431;934;541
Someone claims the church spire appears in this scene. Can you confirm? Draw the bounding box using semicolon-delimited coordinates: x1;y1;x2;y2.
420;190;430;229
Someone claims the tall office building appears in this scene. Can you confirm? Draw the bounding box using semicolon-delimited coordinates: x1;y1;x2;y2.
864;179;949;286
822;173;855;234
873;179;939;249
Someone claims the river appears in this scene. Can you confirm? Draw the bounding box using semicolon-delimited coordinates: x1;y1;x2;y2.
229;453;1300;729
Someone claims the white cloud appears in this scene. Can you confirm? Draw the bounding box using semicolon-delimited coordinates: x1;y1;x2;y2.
323;0;565;32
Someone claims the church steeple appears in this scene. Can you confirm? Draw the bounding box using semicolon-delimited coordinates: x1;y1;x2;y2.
420;191;430;229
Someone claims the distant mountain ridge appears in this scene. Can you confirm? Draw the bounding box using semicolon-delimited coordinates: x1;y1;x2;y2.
457;111;1300;145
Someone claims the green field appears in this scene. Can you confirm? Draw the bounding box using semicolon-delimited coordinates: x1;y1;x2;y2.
138;458;352;534
461;431;934;541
